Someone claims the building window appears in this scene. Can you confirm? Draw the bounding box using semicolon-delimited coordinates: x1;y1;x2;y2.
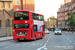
58;26;60;28
16;8;20;10
58;22;60;24
58;18;60;20
65;17;68;20
33;25;37;32
0;20;1;27
1;2;4;8
6;20;10;27
16;0;19;5
65;12;67;15
9;3;10;8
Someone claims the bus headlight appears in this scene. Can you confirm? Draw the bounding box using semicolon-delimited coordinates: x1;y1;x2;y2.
13;30;15;32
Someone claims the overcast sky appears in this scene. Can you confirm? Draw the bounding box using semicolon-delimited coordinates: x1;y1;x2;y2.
35;0;64;20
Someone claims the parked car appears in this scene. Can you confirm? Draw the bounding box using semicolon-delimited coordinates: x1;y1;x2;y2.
45;30;49;34
55;29;62;35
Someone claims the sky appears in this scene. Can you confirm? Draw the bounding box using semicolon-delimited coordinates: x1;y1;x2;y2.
35;0;64;20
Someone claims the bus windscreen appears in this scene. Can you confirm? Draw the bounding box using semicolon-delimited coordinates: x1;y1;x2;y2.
14;12;29;20
14;24;29;29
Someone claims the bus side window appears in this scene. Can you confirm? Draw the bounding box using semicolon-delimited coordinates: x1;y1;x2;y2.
33;25;37;32
42;16;44;21
32;13;39;20
36;14;39;20
32;13;34;19
43;25;45;31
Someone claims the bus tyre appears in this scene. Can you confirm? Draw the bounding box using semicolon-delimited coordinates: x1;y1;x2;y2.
34;36;36;41
18;39;20;42
41;34;43;39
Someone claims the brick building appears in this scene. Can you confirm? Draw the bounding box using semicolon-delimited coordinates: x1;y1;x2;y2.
13;0;35;11
57;0;75;30
0;0;35;36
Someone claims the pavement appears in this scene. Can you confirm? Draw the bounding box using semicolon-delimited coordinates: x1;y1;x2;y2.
0;36;13;42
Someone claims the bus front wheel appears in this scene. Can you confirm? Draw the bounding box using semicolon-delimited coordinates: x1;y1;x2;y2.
34;35;36;41
41;34;43;39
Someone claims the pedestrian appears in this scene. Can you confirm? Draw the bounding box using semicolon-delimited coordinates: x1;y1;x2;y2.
67;28;69;32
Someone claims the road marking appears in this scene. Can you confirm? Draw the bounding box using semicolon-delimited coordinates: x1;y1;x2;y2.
44;47;47;50
63;35;72;43
14;44;21;47
0;43;7;46
22;43;30;46
37;33;52;50
36;42;40;45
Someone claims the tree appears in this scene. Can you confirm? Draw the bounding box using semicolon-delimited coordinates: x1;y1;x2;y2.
67;13;71;16
66;13;75;33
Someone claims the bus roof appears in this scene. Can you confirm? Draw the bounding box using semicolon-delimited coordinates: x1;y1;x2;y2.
14;10;43;16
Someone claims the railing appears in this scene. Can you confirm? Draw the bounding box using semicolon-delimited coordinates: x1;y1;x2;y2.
0;27;6;37
0;27;13;37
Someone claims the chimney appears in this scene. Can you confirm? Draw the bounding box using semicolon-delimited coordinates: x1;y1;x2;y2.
61;3;64;6
65;0;70;4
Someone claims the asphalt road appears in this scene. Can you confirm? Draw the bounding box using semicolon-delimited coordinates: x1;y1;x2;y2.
0;31;75;50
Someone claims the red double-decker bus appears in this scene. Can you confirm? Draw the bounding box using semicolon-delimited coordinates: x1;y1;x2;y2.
13;10;45;41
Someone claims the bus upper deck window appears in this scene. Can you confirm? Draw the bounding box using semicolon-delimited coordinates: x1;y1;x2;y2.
15;12;29;20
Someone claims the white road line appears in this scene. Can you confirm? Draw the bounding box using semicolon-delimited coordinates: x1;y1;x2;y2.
63;35;72;43
14;44;21;47
35;42;40;45
22;43;29;46
37;33;52;50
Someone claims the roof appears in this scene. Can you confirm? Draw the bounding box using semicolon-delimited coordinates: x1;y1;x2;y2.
57;2;71;12
60;2;71;8
7;9;14;16
14;10;43;16
48;18;57;20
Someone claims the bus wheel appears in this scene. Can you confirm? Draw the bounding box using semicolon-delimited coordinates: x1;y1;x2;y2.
41;34;43;39
34;35;36;41
18;39;20;42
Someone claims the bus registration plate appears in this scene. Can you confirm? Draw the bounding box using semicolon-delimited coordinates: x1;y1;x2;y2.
20;38;24;40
